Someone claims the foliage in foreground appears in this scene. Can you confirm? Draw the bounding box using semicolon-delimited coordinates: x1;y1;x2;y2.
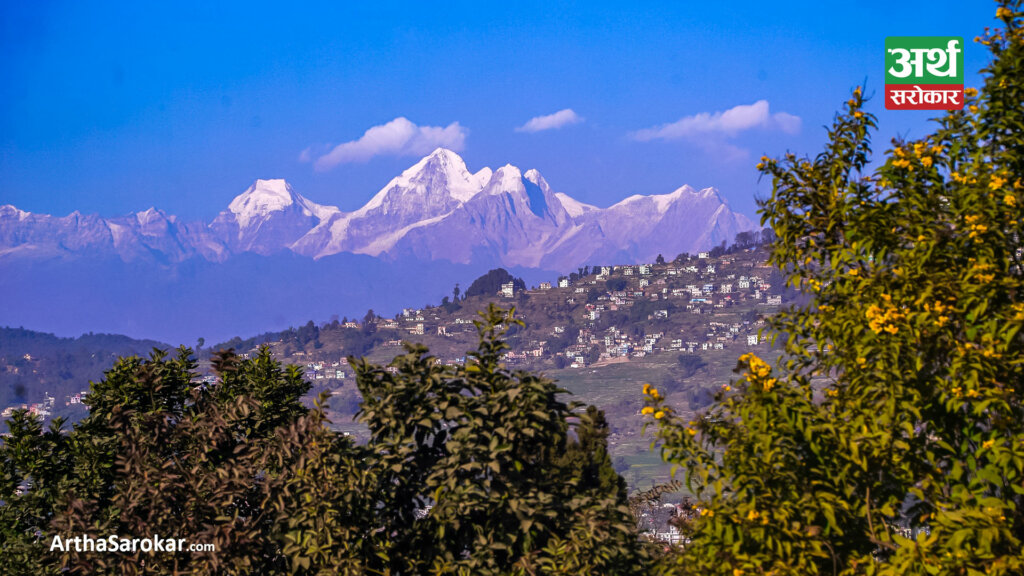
646;3;1024;575
0;305;644;575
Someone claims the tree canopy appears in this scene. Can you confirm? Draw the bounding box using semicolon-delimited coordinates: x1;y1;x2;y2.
646;4;1024;574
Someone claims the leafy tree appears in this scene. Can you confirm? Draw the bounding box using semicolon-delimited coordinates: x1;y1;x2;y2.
645;6;1024;575
676;354;708;379
607;277;629;292
350;304;644;575
466;268;527;298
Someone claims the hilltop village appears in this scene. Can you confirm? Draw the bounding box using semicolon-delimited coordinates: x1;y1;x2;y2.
227;245;786;382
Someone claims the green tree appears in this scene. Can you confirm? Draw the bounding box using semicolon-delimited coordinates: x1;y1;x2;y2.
350;304;644;575
466;268;527;298
645;5;1024;575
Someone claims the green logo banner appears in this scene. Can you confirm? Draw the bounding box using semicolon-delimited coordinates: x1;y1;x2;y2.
885;36;964;84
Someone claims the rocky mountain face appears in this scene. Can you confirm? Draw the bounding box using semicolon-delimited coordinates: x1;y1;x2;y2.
0;149;753;271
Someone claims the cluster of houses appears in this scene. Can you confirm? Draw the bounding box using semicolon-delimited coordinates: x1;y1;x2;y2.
226;250;785;377
1;390;82;421
535;257;779;368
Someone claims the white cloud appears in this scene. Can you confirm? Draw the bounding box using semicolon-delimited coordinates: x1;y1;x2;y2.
310;117;468;171
630;100;801;142
771;111;802;135
516;109;584;133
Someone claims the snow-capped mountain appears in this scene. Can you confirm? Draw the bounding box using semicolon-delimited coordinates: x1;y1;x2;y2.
0;149;754;270
210;178;339;256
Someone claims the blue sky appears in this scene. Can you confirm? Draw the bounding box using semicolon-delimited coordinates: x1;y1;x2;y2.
0;1;998;222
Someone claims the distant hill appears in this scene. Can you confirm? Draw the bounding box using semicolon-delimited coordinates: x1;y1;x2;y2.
0;327;167;417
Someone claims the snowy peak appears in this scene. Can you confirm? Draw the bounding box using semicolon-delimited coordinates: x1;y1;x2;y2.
359;148;484;215
486;164;525;194
228;179;301;228
555;192;597;218
523;168;552;194
474;167;493;185
610;185;723;215
224;178;337;230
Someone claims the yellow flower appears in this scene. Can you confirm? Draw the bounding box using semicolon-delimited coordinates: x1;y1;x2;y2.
734;569;744;576
685;427;697;436
913;142;926;155
700;508;714;517
746;354;771;379
952;386;963;397
856;357;867;366
760;155;768;162
747;509;761;521
641;406;654;415
969;105;979;114
756;162;765;170
997;6;1012;18
853;111;863;119
722;384;731;392
654;410;665;419
848;268;859;276
826;389;838;397
892;158;911;169
990;176;1007;190
650;387;661;399
982;439;995;449
937;315;950;326
642;383;651;395
966;388;980;398
921;156;933;168
965;87;978;97
930;144;944;154
1007;194;1018;207
894;147;906;158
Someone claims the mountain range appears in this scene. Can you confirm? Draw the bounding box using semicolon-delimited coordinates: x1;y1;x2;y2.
0;149;753;343
0;149;752;271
